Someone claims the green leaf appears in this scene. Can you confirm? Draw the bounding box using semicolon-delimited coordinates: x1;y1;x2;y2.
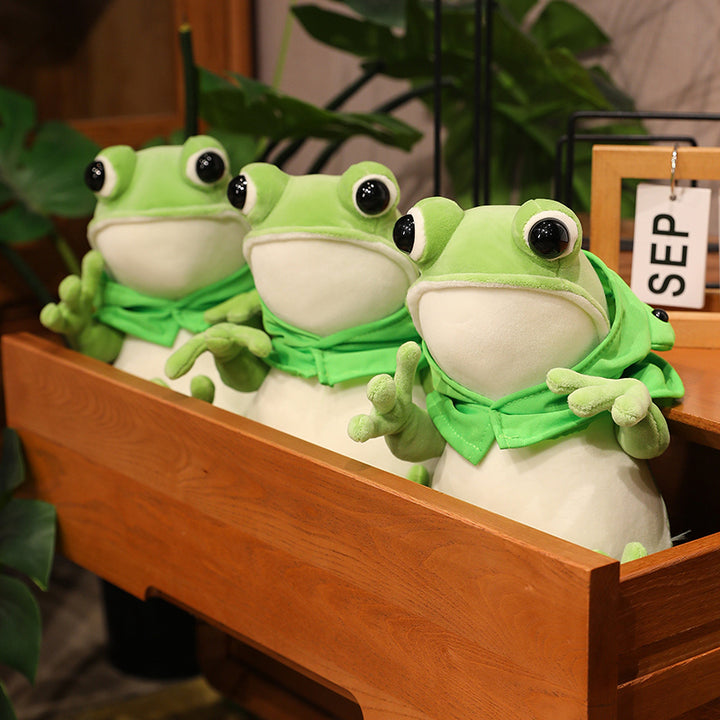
0;204;54;244
0;683;18;720
204;129;260;173
499;0;539;24
0;575;41;683
18;122;98;217
0;499;56;590
199;69;421;151
329;0;406;29
530;1;609;54
0;87;36;171
293;5;396;61
0;430;25;500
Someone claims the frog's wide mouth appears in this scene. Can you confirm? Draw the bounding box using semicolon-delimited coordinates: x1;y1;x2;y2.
87;207;247;246
243;230;418;286
406;275;610;337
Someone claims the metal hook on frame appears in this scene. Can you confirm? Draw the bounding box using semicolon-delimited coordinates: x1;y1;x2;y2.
669;144;678;200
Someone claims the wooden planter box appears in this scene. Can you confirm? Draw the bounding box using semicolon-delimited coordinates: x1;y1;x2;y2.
4;332;720;720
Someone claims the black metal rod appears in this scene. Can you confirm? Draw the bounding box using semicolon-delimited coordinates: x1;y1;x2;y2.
554;134;699;202
433;0;442;196
563;110;720;205
472;0;482;206
482;0;493;205
268;62;386;167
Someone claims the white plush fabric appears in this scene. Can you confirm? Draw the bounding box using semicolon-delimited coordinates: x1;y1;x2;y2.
90;213;248;299
432;415;672;560
113;330;256;415
245;369;435;478
410;283;609;399
245;233;418;336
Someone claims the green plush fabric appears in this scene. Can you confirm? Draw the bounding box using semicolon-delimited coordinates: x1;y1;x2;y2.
95;265;254;347
261;302;423;386
425;253;684;464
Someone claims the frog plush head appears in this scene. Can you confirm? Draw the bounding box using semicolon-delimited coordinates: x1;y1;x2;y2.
393;197;611;399
85;135;249;300
225;161;418;336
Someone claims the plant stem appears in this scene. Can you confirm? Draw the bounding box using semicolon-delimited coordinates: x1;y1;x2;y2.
268;62;386;167
307;79;456;174
179;21;199;139
53;233;80;276
0;243;53;307
255;0;297;159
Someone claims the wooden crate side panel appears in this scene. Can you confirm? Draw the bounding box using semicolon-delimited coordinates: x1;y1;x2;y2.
3;333;619;720
618;645;720;720
618;534;720;691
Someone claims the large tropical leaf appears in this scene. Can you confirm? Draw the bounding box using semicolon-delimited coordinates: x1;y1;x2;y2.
0;684;18;720
0;575;41;683
529;0;609;54
0;87;98;245
0;429;25;501
199;69;422;151
0;499;56;591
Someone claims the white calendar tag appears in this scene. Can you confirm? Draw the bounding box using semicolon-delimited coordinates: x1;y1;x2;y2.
630;183;710;309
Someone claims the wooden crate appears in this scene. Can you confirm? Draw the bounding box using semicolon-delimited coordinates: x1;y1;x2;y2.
4;331;720;720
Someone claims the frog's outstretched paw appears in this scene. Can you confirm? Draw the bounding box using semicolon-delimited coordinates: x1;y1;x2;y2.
407;465;431;487
190;375;215;403
204;289;262;325
166;323;272;379
348;341;422;443
621;542;648;563
150;377;169;388
546;368;651;425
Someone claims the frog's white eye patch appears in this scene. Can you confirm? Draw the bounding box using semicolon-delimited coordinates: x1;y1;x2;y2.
84;154;120;199
185;146;230;188
393;207;426;262
352;174;398;217
523;210;579;261
227;172;257;216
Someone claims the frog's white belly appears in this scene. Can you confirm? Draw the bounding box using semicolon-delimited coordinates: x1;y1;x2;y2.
245;368;435;478
431;415;671;560
112;330;256;416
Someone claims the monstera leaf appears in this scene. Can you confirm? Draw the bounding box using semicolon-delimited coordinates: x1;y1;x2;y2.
0;87;98;245
0;428;56;717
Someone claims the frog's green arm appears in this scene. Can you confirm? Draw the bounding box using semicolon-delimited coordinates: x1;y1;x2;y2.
165;322;271;393
348;342;446;463
546;368;670;459
204;289;262;325
39;250;124;363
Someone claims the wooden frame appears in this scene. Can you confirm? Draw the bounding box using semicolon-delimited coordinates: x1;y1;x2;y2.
69;0;254;149
5;332;720;720
590;145;720;349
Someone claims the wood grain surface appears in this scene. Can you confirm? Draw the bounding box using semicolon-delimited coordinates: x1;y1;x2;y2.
3;333;620;720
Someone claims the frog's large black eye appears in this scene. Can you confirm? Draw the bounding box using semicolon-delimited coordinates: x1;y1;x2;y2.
84;160;105;192
393;214;415;253
195;151;226;184
527;218;571;259
354;176;393;216
227;174;248;210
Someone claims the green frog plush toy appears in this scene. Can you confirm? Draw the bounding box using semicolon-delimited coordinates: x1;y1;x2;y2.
40;135;265;412
166;161;434;479
349;197;684;560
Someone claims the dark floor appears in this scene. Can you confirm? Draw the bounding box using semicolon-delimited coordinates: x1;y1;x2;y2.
1;556;248;720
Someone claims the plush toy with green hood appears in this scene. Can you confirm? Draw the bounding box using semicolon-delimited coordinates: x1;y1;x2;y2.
40;135;266;412
349;198;684;561
166;161;435;479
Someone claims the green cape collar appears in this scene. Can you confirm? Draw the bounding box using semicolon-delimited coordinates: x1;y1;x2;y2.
95;265;254;347
261;302;422;386
425;252;684;464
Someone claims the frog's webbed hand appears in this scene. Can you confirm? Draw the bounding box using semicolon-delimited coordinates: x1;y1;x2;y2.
39;250;123;363
348;342;445;463
165;322;272;392
204;289;262;325
546;368;670;459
